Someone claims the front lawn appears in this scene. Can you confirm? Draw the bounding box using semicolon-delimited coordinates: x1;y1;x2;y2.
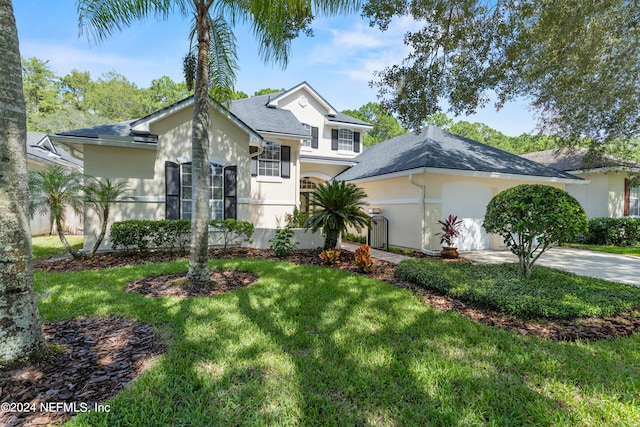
32;235;83;260
567;243;640;257
31;258;640;426
396;258;640;319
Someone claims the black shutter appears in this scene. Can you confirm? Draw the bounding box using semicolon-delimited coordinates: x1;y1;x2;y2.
165;161;180;219
354;132;361;153
250;146;258;176
331;129;338;151
311;126;319;149
281;146;291;178
224;166;237;219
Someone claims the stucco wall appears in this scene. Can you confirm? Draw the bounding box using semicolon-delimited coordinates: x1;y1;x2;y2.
566;171;629;218
354;172;567;252
81;105;254;252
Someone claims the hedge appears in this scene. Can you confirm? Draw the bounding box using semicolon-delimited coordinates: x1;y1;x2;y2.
110;219;254;252
576;217;640;246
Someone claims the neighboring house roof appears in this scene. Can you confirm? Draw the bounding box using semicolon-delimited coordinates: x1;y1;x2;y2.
521;147;640;173
231;93;310;138
335;126;582;183
53;97;264;153
26;132;83;170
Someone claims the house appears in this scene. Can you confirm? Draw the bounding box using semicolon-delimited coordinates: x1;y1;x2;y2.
334;126;585;252
26;132;84;235
51;82;371;251
522;148;640;218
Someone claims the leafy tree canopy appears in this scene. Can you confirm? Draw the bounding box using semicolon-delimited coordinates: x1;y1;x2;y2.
363;0;639;148
341;102;405;146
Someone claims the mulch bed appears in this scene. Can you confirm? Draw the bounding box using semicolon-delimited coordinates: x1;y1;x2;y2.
0;317;165;427
4;247;639;426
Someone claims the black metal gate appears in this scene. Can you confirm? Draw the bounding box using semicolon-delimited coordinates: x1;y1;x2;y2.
368;215;388;250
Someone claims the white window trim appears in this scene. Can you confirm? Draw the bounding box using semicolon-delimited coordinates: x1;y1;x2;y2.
258;142;281;178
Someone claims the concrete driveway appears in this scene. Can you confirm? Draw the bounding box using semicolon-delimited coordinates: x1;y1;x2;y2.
462;247;640;286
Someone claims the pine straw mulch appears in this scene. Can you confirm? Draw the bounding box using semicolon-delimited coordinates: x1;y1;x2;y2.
3;247;640;426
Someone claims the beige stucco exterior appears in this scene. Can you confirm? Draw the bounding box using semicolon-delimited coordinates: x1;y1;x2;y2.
565;171;630;218
356;171;567;252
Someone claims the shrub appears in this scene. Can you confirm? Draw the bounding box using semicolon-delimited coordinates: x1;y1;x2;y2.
285;207;310;228
353;244;373;272
436;214;464;247
110;220;190;252
483;184;587;277
210;219;254;250
578;217;640;246
343;232;367;244
319;248;341;265
270;226;298;257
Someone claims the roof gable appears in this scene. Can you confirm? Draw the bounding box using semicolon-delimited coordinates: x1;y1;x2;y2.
266;81;337;116
336;126;582;182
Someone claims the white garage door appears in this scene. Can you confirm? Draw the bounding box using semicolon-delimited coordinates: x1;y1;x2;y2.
441;182;494;250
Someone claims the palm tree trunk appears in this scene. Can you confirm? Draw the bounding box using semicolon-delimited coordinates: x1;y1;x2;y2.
89;207;108;258
0;0;46;364
325;229;340;250
56;216;79;258
186;3;212;285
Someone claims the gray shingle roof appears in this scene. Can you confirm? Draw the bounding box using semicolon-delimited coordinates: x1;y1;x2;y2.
231;93;309;137
335;126;581;182
57;120;143;139
326;111;372;127
26;132;83;169
521;148;637;171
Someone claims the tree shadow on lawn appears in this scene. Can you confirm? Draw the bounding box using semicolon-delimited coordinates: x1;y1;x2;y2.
24;259;640;426
235;262;640;425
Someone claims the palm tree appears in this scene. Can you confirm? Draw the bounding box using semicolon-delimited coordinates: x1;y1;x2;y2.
28;164;85;258
78;0;361;285
84;177;132;257
0;0;46;364
305;180;370;249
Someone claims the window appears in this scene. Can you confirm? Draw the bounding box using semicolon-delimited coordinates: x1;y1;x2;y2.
180;162;223;220
338;129;353;151
258;142;281;177
301;123;312;148
630;186;640;217
300;177;319;212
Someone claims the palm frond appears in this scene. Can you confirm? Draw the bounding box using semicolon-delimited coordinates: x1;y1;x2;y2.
77;0;189;43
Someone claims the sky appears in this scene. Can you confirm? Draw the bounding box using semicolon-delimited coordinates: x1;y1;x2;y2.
13;0;538;136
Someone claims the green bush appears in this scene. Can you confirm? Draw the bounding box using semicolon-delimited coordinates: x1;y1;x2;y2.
270;226;298;257
395;258;640;319
484;184;587;277
578;217;640;246
110;220;190;252
343;232;367;244
210;219;254;250
285;207;310;228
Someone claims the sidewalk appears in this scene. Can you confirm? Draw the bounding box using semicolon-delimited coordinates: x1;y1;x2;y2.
340;242;411;264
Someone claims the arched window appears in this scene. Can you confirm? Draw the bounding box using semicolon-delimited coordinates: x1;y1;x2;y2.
181;162;223;220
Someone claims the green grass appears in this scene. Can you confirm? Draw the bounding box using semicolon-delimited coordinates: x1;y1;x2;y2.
33;259;640;426
32;235;83;260
397;258;640;319
567;243;640;257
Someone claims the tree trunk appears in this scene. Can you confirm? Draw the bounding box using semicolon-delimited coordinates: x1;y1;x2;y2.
186;4;213;285
56;216;79;258
89;206;108;258
0;0;46;364
324;228;340;250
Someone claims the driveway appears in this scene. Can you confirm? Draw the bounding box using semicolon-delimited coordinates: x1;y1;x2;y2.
462;247;640;286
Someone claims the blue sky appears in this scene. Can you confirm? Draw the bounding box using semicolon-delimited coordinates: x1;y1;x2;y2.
14;0;537;136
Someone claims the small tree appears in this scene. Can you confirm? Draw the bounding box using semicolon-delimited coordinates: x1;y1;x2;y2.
483;184;587;277
305;181;370;250
84;177;132;257
28;164;84;258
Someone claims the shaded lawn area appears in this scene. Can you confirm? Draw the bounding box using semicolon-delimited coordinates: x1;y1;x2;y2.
32;235;83;260
34;259;640;426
